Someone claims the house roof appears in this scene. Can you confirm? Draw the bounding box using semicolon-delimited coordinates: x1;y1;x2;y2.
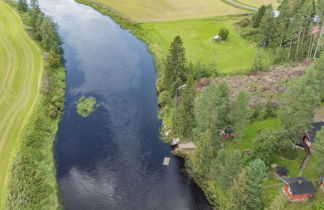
283;177;317;195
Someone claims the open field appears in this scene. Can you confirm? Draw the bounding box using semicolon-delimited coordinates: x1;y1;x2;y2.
0;1;43;207
142;17;266;74
80;0;248;22
237;0;280;8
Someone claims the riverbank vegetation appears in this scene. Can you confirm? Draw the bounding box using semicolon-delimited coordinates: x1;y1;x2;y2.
1;0;65;209
51;0;323;209
76;96;99;117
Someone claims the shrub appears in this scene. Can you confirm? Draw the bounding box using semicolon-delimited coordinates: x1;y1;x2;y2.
251;51;264;72
241;29;259;37
158;91;171;106
238;18;251;27
219;27;229;41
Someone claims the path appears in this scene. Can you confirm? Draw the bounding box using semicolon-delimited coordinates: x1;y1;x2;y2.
224;0;257;11
0;2;43;208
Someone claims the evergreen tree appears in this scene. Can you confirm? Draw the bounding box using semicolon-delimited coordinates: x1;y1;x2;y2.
163;36;186;91
259;6;276;46
253;5;267;28
251;50;264;72
192;129;214;177
230;90;250;138
315;52;324;101
279;77;318;138
210;150;242;190
245;159;268;210
194;82;230;141
18;0;28;12
40;17;61;51
172;77;196;138
228;169;248;210
313;129;324;175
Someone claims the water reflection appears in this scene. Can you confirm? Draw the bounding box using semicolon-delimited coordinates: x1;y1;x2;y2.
39;0;212;209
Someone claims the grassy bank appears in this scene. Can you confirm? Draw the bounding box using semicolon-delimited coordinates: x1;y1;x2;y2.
237;0;279;8
0;1;65;209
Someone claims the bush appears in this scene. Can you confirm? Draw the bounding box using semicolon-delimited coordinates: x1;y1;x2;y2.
158;91;171;106
273;48;288;64
251;51;265;72
278;144;298;160
238;18;251;27
241;29;259;37
219;27;229;41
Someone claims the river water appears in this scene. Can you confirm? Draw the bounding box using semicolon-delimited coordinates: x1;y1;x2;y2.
38;0;212;209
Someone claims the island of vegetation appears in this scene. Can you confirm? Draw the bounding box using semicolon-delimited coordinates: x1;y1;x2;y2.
75;0;324;209
76;96;99;117
0;0;65;209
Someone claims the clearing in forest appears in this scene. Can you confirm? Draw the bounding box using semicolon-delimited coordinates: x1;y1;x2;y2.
142;17;268;74
0;2;43;207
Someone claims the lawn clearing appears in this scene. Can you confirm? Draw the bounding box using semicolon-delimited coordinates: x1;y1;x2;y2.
0;1;43;207
80;0;248;23
237;0;280;8
142;17;263;74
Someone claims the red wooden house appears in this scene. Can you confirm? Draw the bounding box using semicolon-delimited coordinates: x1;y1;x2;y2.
282;177;317;201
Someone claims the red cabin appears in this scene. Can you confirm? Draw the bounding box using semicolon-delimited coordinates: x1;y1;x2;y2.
282;177;317;201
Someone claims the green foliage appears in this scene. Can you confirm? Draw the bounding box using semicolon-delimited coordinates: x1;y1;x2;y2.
315;202;324;210
313;129;324;175
210;150;242;190
315;52;324;102
158;90;170;106
228;169;248;210
163;36;187;91
18;0;28;12
279;77;319;138
265;194;287;210
194;82;230;142
251;50;265;72
238;18;251;28
187;63;218;80
230;90;250;138
273;47;288;64
48;50;62;68
245;159;268;210
219;27;229;41
172;79;196;138
258;5;276;46
252;5;267;28
192;129;214;177
76;96;99;117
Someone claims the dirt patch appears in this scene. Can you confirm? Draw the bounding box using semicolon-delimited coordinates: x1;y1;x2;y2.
314;106;324;122
195;63;310;108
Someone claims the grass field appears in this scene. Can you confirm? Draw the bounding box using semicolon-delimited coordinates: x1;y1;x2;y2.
0;1;43;207
142;17;263;74
81;0;248;22
237;0;280;8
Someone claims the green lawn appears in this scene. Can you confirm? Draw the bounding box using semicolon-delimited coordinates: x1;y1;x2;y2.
0;2;43;207
142;17;267;74
237;0;279;8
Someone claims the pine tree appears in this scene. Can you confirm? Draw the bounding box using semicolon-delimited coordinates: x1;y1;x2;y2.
194;83;230;141
172;77;196;138
245;159;268;210
40;17;61;51
192;129;214;177
210;150;242;190
230;90;250;138
228;169;248;210
18;0;28;12
279;78;318;138
315;52;324;101
313;129;324;175
163;36;186;91
259;6;276;46
253;5;267;28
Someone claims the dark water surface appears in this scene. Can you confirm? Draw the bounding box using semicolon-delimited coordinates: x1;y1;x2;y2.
39;0;212;209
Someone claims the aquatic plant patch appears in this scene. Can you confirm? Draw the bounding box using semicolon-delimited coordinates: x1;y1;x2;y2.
76;96;99;117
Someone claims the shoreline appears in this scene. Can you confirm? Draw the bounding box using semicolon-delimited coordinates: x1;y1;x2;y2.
2;1;66;209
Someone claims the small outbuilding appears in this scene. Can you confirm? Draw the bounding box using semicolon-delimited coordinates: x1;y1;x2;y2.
214;35;222;41
275;166;289;177
282;177;317;201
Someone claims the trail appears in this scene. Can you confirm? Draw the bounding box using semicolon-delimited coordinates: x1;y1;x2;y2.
0;2;43;208
224;0;257;11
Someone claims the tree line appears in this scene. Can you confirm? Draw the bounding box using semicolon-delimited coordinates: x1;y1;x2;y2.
253;0;323;62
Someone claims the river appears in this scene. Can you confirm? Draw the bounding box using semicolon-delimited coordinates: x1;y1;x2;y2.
38;0;212;209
